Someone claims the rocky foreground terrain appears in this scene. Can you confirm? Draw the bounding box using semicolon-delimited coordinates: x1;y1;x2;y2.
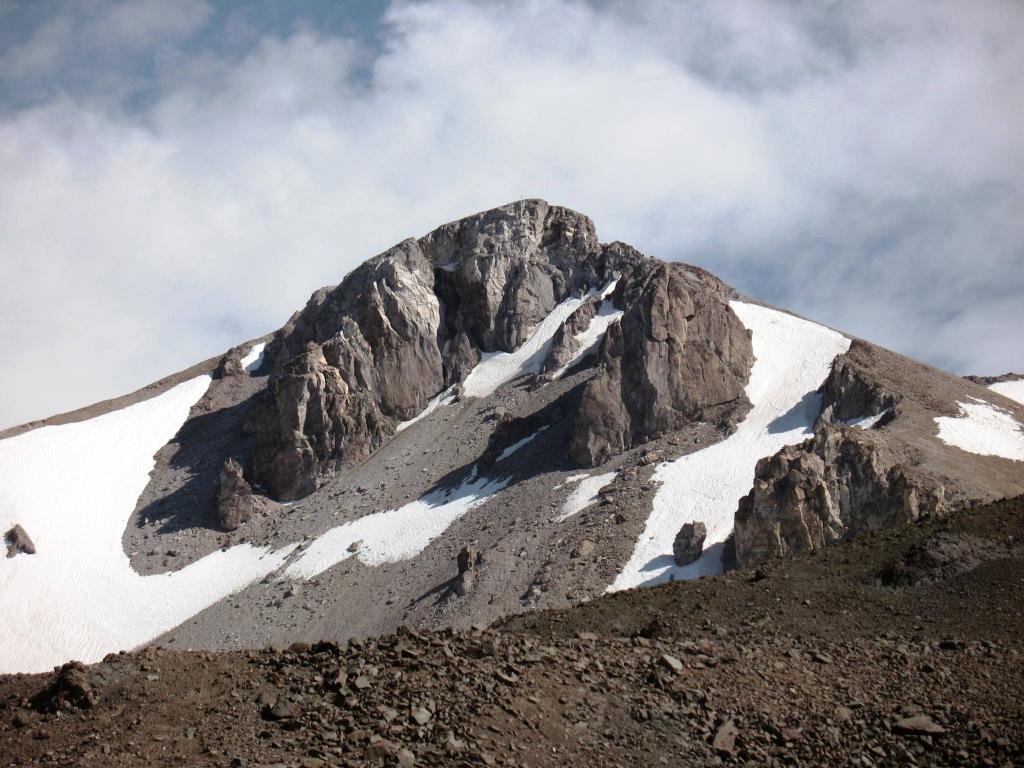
2;494;1022;767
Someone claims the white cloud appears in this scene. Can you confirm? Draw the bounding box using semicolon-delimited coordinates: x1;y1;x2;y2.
0;0;1021;428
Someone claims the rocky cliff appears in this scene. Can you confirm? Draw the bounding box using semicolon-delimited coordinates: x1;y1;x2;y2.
249;201;753;499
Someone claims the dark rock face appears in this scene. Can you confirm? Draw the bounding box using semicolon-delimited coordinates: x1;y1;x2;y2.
816;345;901;428
249;200;751;499
672;521;707;566
733;427;946;568
217;459;256;531
570;261;753;466
5;524;36;557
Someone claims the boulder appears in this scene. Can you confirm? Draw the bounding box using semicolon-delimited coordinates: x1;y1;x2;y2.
454;546;478;596
217;458;256;531
5;523;35;557
672;521;707;566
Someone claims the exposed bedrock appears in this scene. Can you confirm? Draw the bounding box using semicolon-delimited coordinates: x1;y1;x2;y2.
253;343;393;500
541;297;599;375
733;427;947;568
251;201;641;499
569;261;754;466
816;345;901;428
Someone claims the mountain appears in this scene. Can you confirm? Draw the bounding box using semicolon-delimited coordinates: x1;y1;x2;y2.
1;200;1022;676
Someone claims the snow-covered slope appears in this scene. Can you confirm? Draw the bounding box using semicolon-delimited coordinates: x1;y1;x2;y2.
0;377;293;673
608;302;851;591
462;281;615;399
989;379;1024;406
935;397;1024;461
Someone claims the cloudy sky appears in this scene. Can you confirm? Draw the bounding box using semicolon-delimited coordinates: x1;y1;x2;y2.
1;0;1022;429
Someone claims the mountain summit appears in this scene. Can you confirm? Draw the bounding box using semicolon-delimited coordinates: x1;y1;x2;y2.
1;200;1022;674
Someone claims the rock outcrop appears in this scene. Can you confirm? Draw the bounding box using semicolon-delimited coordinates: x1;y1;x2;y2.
217;459;257;531
733;427;946;567
540;297;599;375
5;524;35;557
816;345;901;428
672;522;707;566
251;200;638;500
253;343;393;500
570;260;753;466
965;372;1023;386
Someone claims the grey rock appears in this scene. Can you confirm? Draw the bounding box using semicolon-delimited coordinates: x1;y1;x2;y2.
570;259;753;466
217;458;256;531
457;546;477;575
893;714;945;736
816;343;901;429
713;719;738;755
5;523;36;557
672;521;707;566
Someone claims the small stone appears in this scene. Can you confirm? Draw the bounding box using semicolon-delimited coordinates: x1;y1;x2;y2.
713;719;738;755
572;539;596;558
893;714;946;736
410;706;432;725
659;654;684;673
347;540;363;553
397;748;416;768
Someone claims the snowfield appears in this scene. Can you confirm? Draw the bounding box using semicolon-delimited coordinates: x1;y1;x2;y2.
989;380;1024;406
934;398;1024;462
0;377;294;674
556;471;618;522
283;473;509;580
608;302;851;591
462;282;616;399
241;342;266;372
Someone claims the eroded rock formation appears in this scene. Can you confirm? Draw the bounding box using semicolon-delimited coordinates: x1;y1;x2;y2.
733;427;946;567
217;459;257;531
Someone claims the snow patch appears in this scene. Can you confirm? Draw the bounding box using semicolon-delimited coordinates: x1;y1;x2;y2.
550;285;624;379
989;380;1024;406
554;473;591;490
241;342;266;373
934;399;1024;461
283;474;509;580
0;377;294;673
556;471;617;522
396;385;460;432
839;408;890;429
608;302;851;591
496;426;549;462
462;281;615;399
